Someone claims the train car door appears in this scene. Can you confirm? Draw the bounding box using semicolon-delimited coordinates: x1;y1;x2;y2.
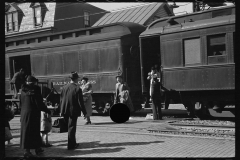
140;36;161;96
9;55;31;78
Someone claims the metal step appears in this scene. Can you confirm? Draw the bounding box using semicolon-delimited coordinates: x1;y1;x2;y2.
208;109;235;117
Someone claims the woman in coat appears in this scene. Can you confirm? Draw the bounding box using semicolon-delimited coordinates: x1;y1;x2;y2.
80;77;93;125
20;76;51;157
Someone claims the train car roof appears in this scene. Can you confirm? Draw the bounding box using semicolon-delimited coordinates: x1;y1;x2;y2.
140;14;235;37
6;22;145;52
34;22;145;49
148;5;235;29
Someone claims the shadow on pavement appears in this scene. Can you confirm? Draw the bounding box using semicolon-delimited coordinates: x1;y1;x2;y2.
91;120;146;125
57;140;164;149
40;147;125;157
47;140;164;157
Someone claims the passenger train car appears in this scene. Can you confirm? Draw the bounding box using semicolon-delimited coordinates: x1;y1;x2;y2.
140;5;235;117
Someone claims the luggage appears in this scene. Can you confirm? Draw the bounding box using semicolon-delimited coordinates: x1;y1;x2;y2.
51;117;68;133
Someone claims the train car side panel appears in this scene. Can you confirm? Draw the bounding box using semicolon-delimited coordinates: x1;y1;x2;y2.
163;65;234;91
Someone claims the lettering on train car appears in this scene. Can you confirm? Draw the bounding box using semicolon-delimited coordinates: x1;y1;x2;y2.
52;80;96;86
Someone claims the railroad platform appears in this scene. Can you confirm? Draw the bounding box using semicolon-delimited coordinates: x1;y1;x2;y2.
5;113;235;158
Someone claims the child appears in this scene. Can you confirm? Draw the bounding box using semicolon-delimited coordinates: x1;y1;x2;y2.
40;111;52;147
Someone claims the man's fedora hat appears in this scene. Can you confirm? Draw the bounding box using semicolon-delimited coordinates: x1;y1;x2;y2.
81;77;88;82
69;71;79;79
26;75;38;83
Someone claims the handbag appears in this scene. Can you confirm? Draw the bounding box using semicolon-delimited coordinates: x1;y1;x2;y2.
51;117;68;133
5;127;13;142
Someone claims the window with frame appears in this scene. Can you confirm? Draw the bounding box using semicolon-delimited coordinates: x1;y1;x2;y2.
184;38;201;65
207;33;227;64
33;6;42;27
84;11;90;27
5;12;18;32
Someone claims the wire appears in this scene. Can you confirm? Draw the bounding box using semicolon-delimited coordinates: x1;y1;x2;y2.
5;2;155;29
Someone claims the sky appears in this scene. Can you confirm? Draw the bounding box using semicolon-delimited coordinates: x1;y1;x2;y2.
88;2;234;15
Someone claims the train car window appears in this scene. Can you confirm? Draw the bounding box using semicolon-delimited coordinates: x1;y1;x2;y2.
162;40;182;67
207;33;227;64
184;38;201;65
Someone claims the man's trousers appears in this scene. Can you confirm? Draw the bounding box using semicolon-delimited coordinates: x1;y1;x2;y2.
63;115;78;149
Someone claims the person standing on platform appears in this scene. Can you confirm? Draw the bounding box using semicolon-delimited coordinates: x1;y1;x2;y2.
20;76;51;157
114;75;134;119
59;71;87;150
80;77;93;125
10;68;26;99
148;66;162;120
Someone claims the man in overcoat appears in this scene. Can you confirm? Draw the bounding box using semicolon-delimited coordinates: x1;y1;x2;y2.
60;72;87;150
20;76;51;157
150;67;163;120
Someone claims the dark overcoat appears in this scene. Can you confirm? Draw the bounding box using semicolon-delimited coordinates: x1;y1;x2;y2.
150;78;162;120
60;83;87;117
20;84;50;149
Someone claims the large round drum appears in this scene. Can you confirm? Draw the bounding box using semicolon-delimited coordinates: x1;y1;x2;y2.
110;103;130;123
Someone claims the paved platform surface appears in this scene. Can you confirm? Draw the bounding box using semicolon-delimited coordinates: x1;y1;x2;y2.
4;113;235;158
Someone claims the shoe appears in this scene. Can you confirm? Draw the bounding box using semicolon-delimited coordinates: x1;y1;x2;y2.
24;152;35;158
84;121;91;125
35;148;44;155
68;143;79;150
